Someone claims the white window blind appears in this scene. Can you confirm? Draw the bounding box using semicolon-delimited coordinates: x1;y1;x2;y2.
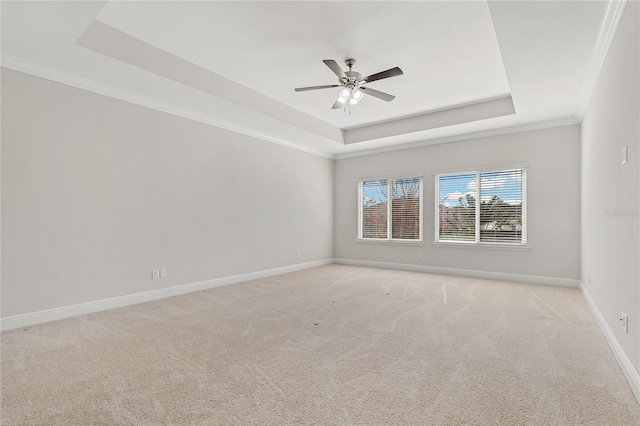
436;168;526;245
360;176;422;241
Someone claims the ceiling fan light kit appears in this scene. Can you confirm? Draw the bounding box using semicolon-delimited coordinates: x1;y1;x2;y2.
350;88;364;105
295;58;403;110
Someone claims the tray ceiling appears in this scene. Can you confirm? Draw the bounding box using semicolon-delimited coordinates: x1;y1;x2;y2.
1;1;615;157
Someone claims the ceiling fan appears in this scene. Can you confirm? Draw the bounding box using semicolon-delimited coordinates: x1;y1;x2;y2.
295;59;403;109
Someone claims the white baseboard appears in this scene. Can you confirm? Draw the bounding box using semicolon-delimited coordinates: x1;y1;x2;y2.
580;283;640;405
333;258;580;287
0;259;333;332
0;258;581;331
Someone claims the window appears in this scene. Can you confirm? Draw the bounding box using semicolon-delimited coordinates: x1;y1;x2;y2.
359;175;423;242
435;167;526;246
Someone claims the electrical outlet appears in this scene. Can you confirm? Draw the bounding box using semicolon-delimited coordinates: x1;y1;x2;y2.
160;268;167;278
417;251;423;259
296;250;300;258
152;269;160;280
620;311;629;334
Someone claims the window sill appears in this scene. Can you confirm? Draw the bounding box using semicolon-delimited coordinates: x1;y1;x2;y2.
433;241;529;251
357;239;425;247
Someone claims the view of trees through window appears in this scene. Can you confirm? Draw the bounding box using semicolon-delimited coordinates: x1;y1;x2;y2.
362;180;388;239
361;177;421;240
437;169;525;244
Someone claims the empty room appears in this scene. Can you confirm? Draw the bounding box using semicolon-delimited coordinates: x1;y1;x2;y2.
2;0;639;424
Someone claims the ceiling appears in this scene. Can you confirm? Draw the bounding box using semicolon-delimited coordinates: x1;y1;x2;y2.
1;1;622;158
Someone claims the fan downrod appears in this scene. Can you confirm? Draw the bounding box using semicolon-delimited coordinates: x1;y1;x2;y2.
343;59;362;84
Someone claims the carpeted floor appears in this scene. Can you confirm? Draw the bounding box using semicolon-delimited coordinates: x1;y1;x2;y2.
2;264;639;425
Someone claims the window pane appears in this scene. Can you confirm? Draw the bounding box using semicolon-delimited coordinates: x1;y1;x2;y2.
479;169;523;243
391;177;421;240
438;173;476;241
362;180;388;239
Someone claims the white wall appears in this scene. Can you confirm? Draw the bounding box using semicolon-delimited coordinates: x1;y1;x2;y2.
581;0;639;374
1;69;334;318
334;125;581;283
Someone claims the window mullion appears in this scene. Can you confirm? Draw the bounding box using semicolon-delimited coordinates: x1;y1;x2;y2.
387;179;392;240
475;172;481;243
434;176;439;242
419;178;423;241
522;170;527;244
358;181;363;239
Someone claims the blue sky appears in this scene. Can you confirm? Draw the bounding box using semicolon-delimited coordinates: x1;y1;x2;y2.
362;172;522;208
439;171;523;207
362;181;388;206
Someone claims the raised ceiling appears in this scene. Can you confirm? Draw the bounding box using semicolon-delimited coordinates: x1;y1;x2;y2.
94;0;511;129
1;1;621;158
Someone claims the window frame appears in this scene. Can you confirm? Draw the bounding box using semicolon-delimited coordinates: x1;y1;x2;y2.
434;164;528;249
358;173;424;245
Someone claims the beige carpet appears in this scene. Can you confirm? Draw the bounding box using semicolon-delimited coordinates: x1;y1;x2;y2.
2;265;639;425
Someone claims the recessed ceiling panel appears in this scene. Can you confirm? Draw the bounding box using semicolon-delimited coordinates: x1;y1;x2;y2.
94;1;511;129
1;1;613;157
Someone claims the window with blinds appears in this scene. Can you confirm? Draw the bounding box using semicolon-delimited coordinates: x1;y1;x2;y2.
359;176;422;241
437;172;477;241
436;168;526;245
361;180;388;239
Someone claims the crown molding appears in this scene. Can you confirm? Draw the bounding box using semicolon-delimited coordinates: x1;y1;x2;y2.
333;116;580;160
575;0;628;119
343;95;515;144
0;54;334;159
76;20;344;144
0;55;584;162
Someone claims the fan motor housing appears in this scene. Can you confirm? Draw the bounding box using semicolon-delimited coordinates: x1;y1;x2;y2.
343;71;363;85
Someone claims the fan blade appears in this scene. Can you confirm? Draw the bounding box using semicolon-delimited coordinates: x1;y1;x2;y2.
323;59;346;78
361;87;396;102
295;85;340;92
363;66;403;84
